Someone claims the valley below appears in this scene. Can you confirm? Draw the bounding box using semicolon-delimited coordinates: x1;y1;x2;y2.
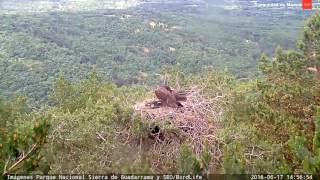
0;0;310;105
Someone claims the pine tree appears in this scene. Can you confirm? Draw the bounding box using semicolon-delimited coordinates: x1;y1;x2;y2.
0;97;50;176
300;14;320;80
256;14;320;173
224;14;320;173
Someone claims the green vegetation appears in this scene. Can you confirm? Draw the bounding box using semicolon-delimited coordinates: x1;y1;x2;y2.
222;14;320;173
0;96;50;175
0;1;308;106
0;0;319;175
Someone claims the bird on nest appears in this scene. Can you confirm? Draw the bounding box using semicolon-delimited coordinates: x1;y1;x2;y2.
154;85;187;108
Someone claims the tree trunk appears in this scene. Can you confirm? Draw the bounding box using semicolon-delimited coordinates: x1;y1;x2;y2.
317;65;320;81
307;66;320;80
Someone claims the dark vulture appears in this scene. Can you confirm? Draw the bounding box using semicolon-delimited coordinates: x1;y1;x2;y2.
161;85;187;101
155;85;186;108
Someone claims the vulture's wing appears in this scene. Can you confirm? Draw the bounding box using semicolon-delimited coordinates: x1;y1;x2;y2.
155;87;178;108
173;91;187;101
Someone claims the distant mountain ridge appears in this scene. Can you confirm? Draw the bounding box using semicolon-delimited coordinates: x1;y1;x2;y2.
0;0;141;13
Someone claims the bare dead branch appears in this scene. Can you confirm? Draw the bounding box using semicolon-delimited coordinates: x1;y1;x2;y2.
3;144;38;175
96;132;106;142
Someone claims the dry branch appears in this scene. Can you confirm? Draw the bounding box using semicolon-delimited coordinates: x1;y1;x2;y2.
3;144;38;175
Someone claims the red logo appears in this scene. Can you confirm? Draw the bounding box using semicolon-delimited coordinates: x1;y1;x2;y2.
303;0;313;10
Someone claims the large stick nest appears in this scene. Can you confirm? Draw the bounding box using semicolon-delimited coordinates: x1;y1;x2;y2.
134;86;225;172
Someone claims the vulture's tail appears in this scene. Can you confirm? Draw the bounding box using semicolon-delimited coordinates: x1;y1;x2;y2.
174;91;187;101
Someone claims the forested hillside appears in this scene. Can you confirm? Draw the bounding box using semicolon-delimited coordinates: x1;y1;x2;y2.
0;0;309;106
0;0;319;176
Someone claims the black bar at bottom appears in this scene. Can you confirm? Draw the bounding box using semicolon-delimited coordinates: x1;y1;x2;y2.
3;174;318;180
